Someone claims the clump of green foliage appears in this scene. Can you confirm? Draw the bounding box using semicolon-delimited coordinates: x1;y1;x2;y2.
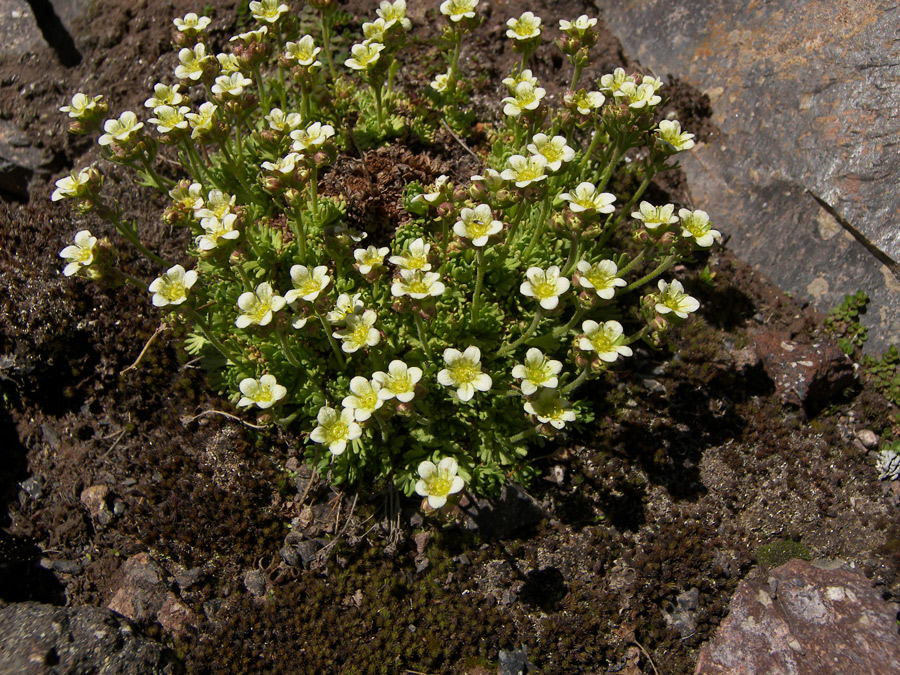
756;539;811;569
864;346;900;407
824;289;868;355
51;0;718;505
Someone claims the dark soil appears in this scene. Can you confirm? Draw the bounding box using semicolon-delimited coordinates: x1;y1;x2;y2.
2;0;898;673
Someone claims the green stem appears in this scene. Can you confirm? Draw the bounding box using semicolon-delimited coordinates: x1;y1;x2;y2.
550;307;584;338
413;313;435;361
624;324;653;346
189;309;241;364
560;232;581;277
234;261;253;291
510;428;538;444
276;26;287;110
471;247;485;322
371;82;385;131
105;210;170;267
137;154;173;192
321;12;337;80
623;253;678;293
117;270;148;291
308;165;319;226
569;61;584;91
616;248;648;278
447;30;463;93
578;125;605;172
561;365;591;395
277;326;303;368
291;203;308;259
253;64;270;113
315;309;346;368
609;171;654;232
520;197;550;263
498;309;543;356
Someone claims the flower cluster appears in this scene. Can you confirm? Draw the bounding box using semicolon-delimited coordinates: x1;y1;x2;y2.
53;1;716;508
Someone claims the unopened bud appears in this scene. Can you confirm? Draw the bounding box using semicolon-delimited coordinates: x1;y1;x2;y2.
436;201;454;219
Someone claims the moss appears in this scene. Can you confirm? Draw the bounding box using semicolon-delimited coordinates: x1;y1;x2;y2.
756;539;812;568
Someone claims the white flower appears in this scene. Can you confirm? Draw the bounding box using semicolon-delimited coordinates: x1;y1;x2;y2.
196;214;241;250
560;182;616;214
354;245;390;275
501;81;545;117
59;230;97;277
411;176;450;206
377;0;412;30
526;134;575;172
261;152;300;175
415;457;465;509
362;18;389;43
231;26;268;44
212;72;253;98
217;53;242;73
148;105;190;134
501;69;538;93
173;13;211;34
290;121;335;152
642;75;664;91
175;44;211;81
195;190;235;220
564;90;605;115
342;377;384;422
185;102;218;139
632;201;679;230
284;35;322;67
576;260;626;300
326;293;364;323
169;182;203;210
599;67;634;98
579;320;633;362
144;84;184;110
98;111;143;147
437;346;492;402
524;390;576;430
235;282;286;328
430;70;451;93
620;81;661;109
373;360;423;403
249;0;289;24
520;266;569;310
511;348;562;395
333;310;381;353
237;374;287;409
559;15;597;35
309;406;362;455
470;168;504;192
679;209;720;248
657;119;696;152
284;265;330;304
655;279;700;319
148;264;198;307
439;0;479;23
389;237;431;271
51;167;96;202
60;92;103;119
453;204;502;247
506;12;541;40
344;42;384;71
266;108;303;133
391;270;445;299
500;154;547;188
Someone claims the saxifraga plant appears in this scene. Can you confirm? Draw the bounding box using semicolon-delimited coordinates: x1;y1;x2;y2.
52;0;720;509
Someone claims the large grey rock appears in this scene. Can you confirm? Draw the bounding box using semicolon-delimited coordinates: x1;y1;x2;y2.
596;0;900;352
694;559;900;674
0;601;182;674
0;119;54;199
0;0;45;60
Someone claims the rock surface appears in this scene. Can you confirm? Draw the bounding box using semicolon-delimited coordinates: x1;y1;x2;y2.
106;553;197;635
751;330;855;415
694;559;900;674
0;600;182;674
595;0;900;352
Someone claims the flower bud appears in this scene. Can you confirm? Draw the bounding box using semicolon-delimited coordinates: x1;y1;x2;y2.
284;188;302;207
436;201;454;219
633;229;650;243
469;182;487;201
264;175;284;193
452;186;468;203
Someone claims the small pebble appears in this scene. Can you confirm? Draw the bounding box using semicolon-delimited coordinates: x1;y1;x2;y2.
857;429;878;449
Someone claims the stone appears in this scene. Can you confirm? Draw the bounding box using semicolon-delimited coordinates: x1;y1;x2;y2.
595;0;900;353
80;484;110;517
0;0;45;60
0;601;182;674
0;119;54;199
750;330;855;415
856;429;879;449
243;570;267;597
106;553;196;635
694;559;900;674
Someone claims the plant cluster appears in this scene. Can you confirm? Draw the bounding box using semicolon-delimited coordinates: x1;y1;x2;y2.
863;345;900;408
823;289;868;355
53;0;717;505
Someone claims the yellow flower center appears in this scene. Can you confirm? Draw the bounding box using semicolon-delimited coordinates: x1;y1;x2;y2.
590;330;615;353
389;374;411;394
525;363;549;384
451;363;478;384
251;301;271;323
534;279;558;300
327;420;348;443
586;270;612;289
407;279;428;295
467;219;490;240
360;392;378;410
427;475;453;497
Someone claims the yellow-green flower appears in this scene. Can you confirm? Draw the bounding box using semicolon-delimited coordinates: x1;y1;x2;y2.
415;457;465;509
